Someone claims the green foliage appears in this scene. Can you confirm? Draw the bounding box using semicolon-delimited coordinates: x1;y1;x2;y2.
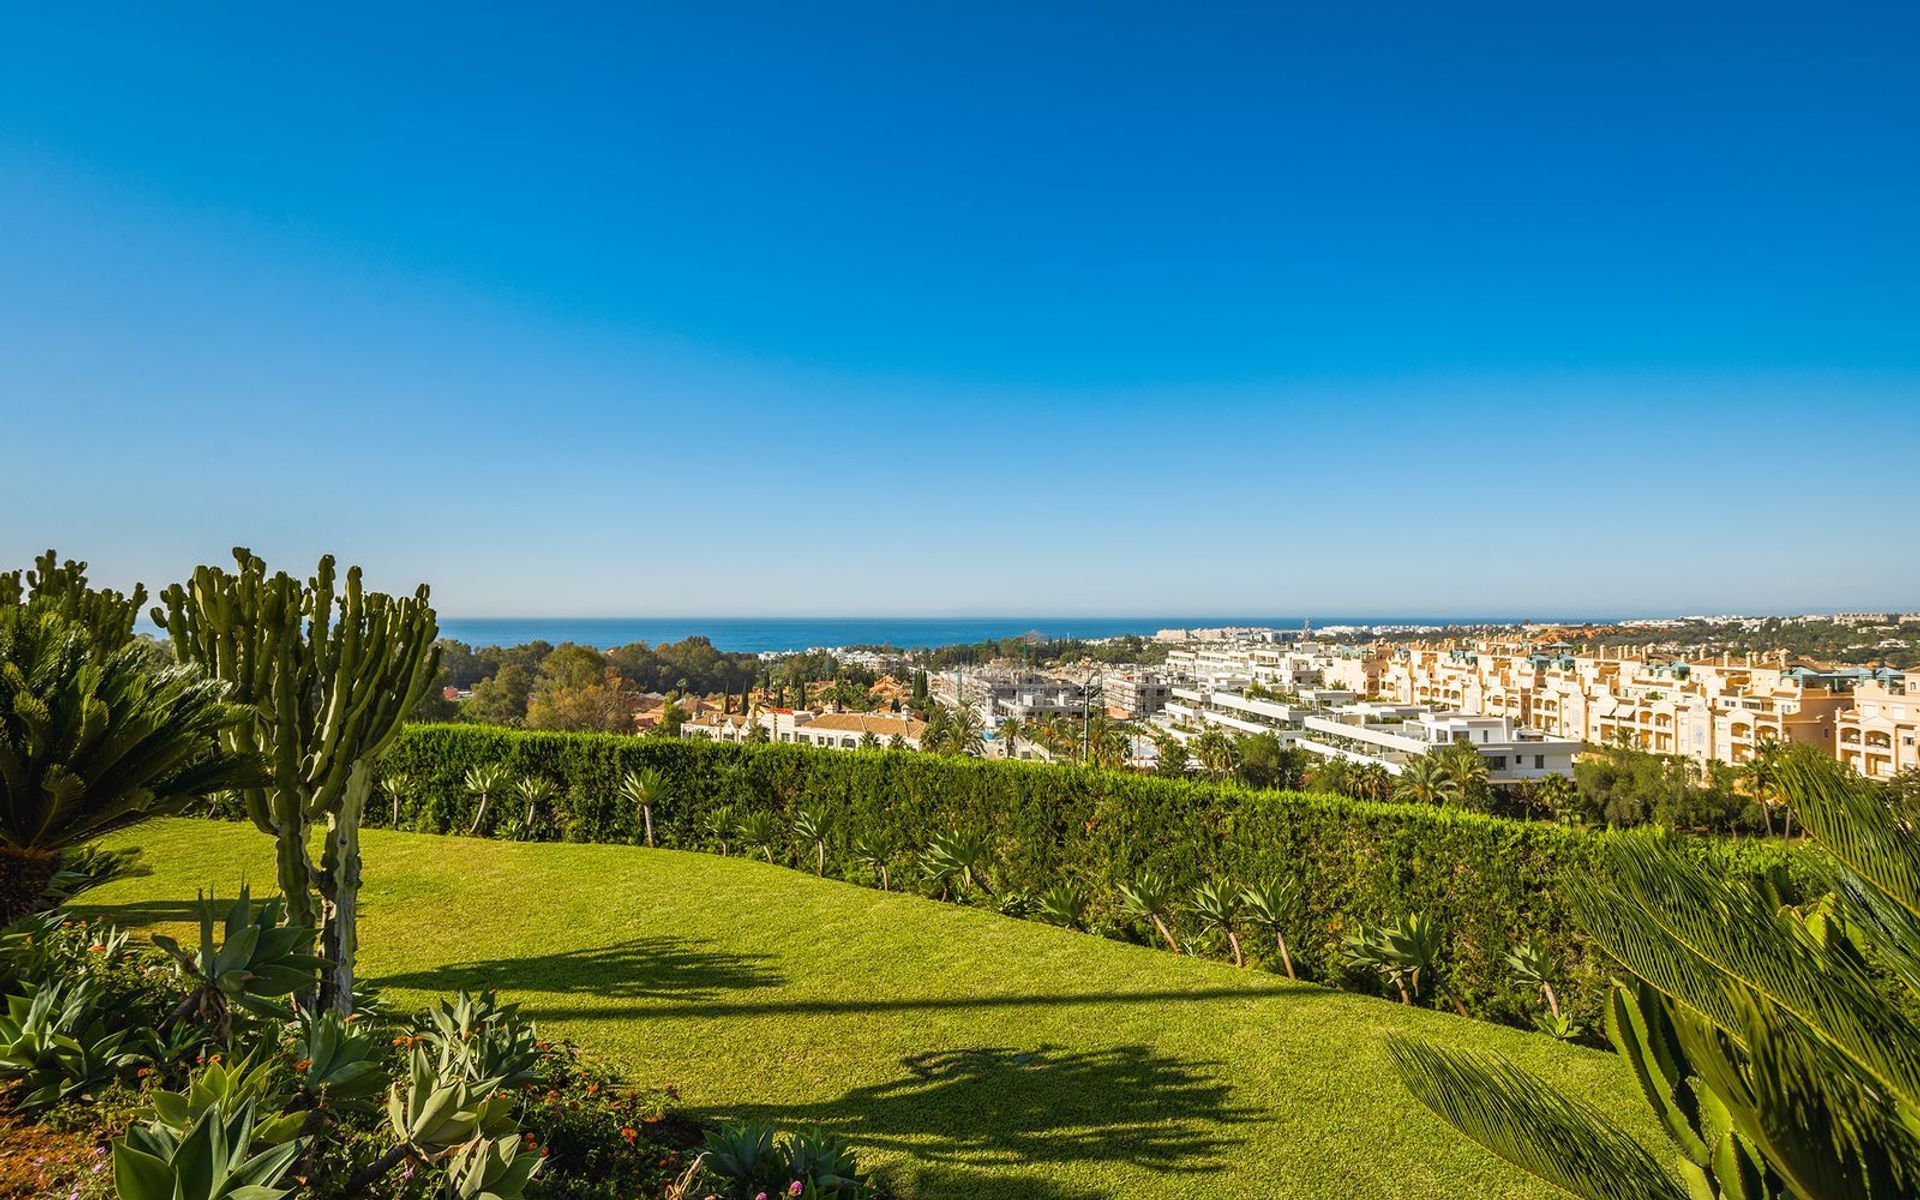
1116;871;1181;953
416;989;542;1091
440;1133;546;1199
1343;914;1446;1006
1035;881;1090;930
1239;877;1301;979
1392;755;1920;1199
290;1009;387;1108
737;810;781;862
0;549;149;656
700;1122;870;1200
849;829;899;890
619;767;667;847
1187;879;1245;966
0;975;143;1111
151;886;327;1035
113;1096;307;1200
378;724;1802;1026
793;805;836;875
921;828;992;898
385;1042;519;1158
141;1049;305;1144
0;607;257;921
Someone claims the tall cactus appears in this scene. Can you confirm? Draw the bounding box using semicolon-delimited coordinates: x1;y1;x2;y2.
1;550;148;655
154;549;439;1014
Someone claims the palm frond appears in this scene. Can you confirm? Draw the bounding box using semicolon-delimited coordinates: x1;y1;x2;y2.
1780;753;1920;924
1386;1037;1687;1200
1572;833;1920;1115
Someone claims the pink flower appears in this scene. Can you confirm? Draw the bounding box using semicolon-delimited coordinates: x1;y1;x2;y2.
789;1183;805;1196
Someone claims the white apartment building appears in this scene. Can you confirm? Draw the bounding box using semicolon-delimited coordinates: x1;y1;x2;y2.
1294;709;1579;782
1103;672;1173;717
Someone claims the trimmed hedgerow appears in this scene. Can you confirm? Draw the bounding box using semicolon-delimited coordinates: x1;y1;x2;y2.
377;724;1802;1029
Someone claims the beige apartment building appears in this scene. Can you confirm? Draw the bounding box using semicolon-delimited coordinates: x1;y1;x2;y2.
1836;677;1920;780
1385;643;1863;771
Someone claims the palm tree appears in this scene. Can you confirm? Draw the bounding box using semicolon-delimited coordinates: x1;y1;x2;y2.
0;610;257;921
1116;871;1181;953
792;806;834;875
1743;736;1787;837
996;717;1024;760
1395;755;1457;806
1437;745;1490;810
1193;728;1237;779
943;705;985;756
1354;762;1393;804
620;767;668;847
1188;881;1245;967
1389;755;1920;1199
1310;757;1353;798
463;764;510;836
512;776;555;840
1239;876;1300;979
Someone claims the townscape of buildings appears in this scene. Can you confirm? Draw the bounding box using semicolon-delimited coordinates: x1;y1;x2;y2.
669;615;1920;786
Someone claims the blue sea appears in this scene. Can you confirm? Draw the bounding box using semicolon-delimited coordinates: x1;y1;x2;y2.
433;616;1587;654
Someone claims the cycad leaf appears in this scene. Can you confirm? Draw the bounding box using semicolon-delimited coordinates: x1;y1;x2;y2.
1387;1036;1687;1200
1573;833;1920;1115
1781;754;1920;924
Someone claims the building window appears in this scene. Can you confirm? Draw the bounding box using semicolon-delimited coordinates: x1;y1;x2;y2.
1534;755;1545;769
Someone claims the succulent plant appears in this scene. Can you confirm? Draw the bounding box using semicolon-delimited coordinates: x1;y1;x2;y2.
142;1049;306;1144
0;976;143;1111
417;990;540;1091
1035;882;1090;930
440;1133;546;1199
152;886;325;1036
113;1096;306;1200
290;1008;387;1107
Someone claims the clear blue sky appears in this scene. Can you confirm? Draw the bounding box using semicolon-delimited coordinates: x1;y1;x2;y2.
3;3;1916;617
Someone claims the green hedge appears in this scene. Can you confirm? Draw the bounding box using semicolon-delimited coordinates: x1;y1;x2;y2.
377;724;1799;1029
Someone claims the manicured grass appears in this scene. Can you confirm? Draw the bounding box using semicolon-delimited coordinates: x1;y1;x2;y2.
82;820;1657;1199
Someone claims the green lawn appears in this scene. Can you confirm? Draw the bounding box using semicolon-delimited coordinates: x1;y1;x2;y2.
81;819;1655;1199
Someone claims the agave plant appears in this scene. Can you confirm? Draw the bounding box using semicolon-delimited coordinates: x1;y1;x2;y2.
290;1008;387;1108
380;770;415;829
850;830;898;891
141;1049;305;1144
737;811;781;863
793;806;836;876
620;767;669;848
1343;914;1447;1008
463;764;511;837
921;829;992;898
512;776;555;841
112;1097;307;1200
349;1043;521;1191
1390;755;1920;1199
700;1122;869;1200
1035;882;1090;930
441;1133;545;1199
152;887;326;1037
1239;877;1300;980
0;976;143;1111
0;608;258;921
417;989;541;1090
1506;932;1578;1040
705;804;737;856
1115;871;1181;953
1188;880;1245;967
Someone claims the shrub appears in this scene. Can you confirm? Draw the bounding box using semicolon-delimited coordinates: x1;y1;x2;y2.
378;725;1805;1027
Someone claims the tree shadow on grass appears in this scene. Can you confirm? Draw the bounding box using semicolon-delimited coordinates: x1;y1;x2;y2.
720;1043;1253;1195
371;936;783;1002
69;897;208;927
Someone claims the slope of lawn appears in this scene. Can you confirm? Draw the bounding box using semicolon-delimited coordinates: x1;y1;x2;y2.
81;819;1657;1199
